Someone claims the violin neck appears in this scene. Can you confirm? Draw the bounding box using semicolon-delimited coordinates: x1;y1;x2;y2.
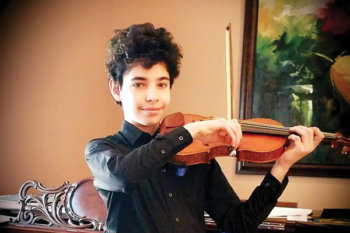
238;120;338;141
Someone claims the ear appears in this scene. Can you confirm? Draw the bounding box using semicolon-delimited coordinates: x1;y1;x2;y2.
109;79;121;102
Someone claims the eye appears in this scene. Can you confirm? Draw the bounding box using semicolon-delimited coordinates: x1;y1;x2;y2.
159;82;169;88
132;82;144;88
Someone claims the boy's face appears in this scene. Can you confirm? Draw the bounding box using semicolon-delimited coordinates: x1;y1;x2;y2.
110;62;171;134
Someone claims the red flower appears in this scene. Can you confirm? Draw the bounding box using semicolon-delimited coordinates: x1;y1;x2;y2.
318;0;350;34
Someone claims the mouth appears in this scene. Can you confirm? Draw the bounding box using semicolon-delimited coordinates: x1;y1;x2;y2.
141;107;162;115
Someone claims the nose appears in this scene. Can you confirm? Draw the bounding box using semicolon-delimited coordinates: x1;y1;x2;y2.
145;85;159;102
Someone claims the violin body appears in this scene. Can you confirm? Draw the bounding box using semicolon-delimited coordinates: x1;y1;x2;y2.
238;118;286;163
160;112;232;165
160;112;350;166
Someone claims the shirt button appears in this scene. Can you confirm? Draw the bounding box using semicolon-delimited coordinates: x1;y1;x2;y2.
168;193;173;198
179;136;184;141
265;182;270;187
161;149;166;154
175;218;180;222
162;168;166;173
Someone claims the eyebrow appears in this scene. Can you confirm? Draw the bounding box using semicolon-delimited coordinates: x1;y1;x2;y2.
131;76;170;81
159;77;170;82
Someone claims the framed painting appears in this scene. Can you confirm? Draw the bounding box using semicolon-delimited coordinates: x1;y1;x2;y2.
237;0;350;177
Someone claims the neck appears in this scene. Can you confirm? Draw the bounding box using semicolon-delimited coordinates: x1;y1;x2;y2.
134;123;159;136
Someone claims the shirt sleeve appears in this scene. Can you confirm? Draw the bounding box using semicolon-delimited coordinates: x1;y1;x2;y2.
85;127;193;192
205;160;288;233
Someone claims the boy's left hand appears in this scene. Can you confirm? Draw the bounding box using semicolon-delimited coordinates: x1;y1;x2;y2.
271;126;324;182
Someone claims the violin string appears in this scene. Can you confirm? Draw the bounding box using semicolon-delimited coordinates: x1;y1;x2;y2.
239;120;285;129
239;120;289;135
323;132;339;140
239;120;338;139
242;127;289;136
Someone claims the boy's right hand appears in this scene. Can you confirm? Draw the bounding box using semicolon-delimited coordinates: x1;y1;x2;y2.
184;118;242;149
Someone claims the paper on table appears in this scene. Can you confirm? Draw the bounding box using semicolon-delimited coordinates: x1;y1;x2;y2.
268;207;312;222
0;195;20;210
0;214;12;224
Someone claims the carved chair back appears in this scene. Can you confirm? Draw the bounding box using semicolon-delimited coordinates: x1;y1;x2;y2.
15;178;106;230
69;178;107;222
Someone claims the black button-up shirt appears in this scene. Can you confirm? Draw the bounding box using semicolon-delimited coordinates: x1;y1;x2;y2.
85;121;288;233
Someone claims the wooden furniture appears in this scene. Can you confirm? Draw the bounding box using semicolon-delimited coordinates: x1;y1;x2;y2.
1;224;101;233
12;178;105;231
3;216;350;233
68;178;106;223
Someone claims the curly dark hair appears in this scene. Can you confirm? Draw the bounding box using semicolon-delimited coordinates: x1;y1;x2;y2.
106;23;183;89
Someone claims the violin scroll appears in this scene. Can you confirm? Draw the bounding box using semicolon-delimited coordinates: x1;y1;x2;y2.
330;133;350;155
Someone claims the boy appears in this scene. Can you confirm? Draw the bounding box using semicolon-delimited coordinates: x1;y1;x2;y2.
85;23;324;233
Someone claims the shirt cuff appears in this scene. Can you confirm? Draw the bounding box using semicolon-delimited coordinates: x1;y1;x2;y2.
260;171;289;200
155;126;193;160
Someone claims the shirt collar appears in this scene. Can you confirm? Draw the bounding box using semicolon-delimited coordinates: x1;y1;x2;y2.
120;120;159;147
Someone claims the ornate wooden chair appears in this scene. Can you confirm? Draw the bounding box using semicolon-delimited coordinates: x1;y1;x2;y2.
68;178;106;223
13;178;106;231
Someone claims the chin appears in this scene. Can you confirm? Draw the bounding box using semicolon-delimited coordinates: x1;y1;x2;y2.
143;110;166;121
143;118;162;128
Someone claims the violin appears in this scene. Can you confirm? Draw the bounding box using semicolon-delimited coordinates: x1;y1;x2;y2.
159;112;350;166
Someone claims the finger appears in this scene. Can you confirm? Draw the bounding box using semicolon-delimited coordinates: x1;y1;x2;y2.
214;120;236;146
224;124;238;147
312;127;324;144
289;126;312;144
288;133;302;148
214;120;233;143
288;133;301;141
217;129;233;145
232;119;242;142
218;129;228;137
216;119;241;148
230;119;242;148
290;125;309;136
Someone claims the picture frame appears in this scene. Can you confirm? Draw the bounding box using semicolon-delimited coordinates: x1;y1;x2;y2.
237;0;350;178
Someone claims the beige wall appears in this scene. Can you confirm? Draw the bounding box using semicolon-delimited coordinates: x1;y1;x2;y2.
0;0;349;210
